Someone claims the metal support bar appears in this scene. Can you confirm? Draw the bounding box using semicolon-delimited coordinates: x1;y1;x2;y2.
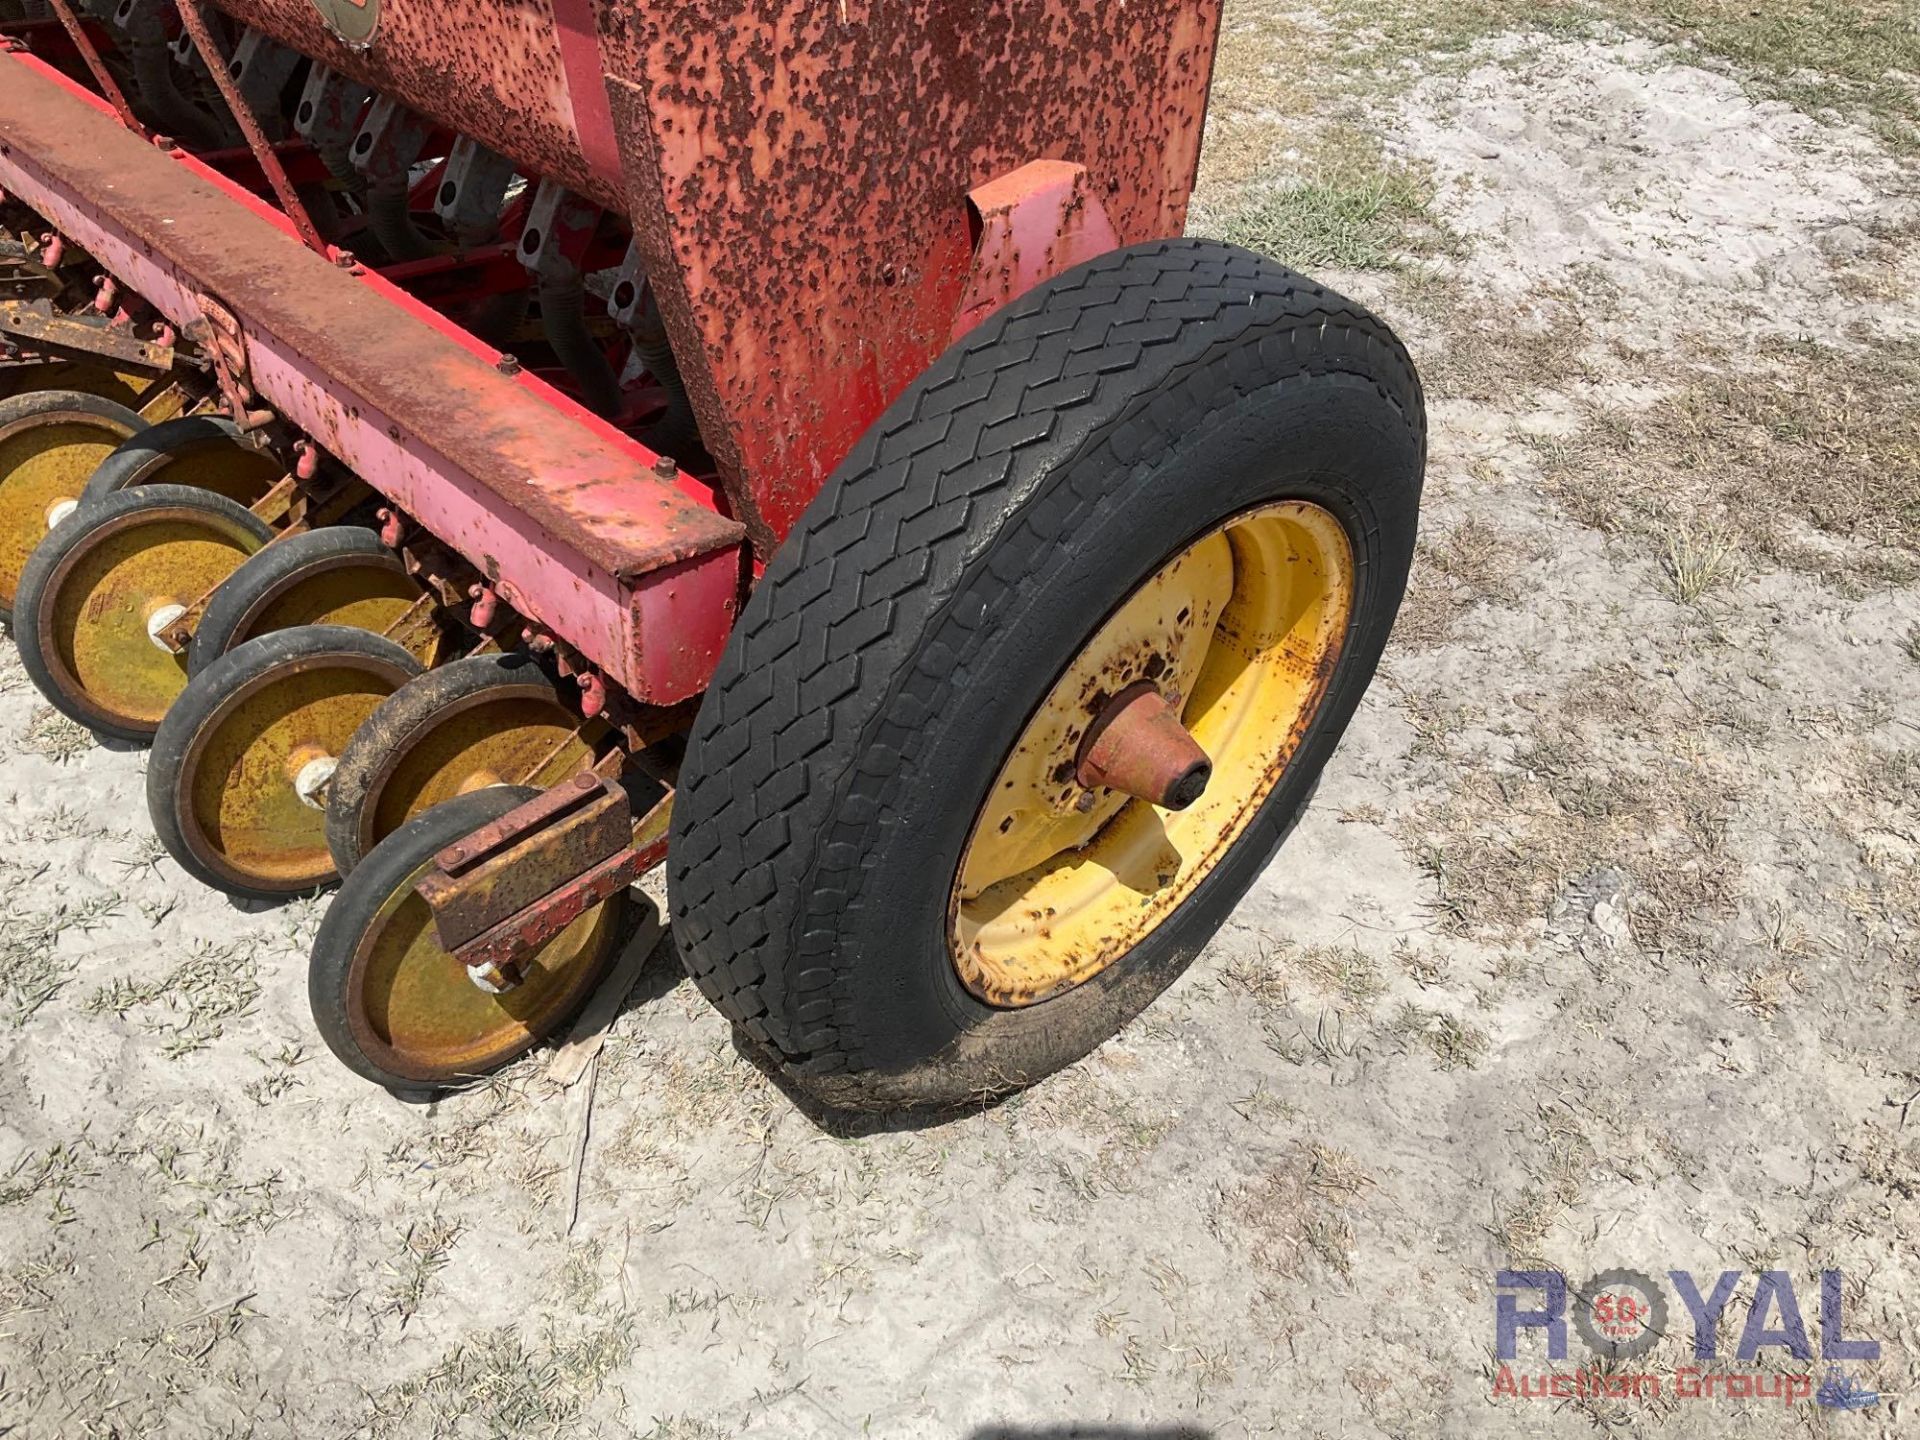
415;774;669;987
0;298;174;369
44;0;145;135
173;0;327;255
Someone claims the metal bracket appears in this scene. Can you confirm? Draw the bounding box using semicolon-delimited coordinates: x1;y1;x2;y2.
433;137;517;250
952;159;1120;342
190;292;253;418
517;178;601;282
414;773;667;990
0;299;174;371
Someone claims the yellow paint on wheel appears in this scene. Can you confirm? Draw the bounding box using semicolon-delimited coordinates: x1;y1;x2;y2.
952;500;1355;1007
179;654;407;891
346;860;620;1082
38;505;261;730
0;407;135;609
365;697;595;846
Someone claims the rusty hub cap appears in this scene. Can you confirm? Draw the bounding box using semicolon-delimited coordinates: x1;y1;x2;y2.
344;861;620;1084
33;500;264;732
951;500;1355;1007
176;649;416;892
0;402;137;610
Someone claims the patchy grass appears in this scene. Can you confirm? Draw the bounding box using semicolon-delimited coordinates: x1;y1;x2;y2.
86;939;263;1057
1641;0;1920;154
1214;159;1439;270
1659;521;1747;603
0;891;119;1024
1220;1142;1374;1278
1293;943;1390;1015
363;1316;639;1439
20;706;93;763
1392;1003;1492;1069
1393;515;1538;649
1542;340;1920;593
1400;670;1742;958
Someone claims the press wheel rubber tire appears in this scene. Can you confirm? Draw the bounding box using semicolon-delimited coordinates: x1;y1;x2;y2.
188;524;415;674
669;239;1426;1111
308;784;627;1095
0;388;144;625
322;651;590;878
14;482;273;741
146;624;423;900
79;413;281;509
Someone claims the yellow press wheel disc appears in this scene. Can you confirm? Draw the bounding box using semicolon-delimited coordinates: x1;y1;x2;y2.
146;625;424;899
13;483;271;739
323;652;600;877
0;389;143;618
311;785;626;1091
950;500;1355;1007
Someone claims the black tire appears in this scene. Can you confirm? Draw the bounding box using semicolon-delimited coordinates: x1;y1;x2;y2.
15;482;273;741
323;651;584;877
308;784;625;1094
147;624;423;899
669;239;1425;1110
187;524;414;674
79;413;280;508
0;388;145;625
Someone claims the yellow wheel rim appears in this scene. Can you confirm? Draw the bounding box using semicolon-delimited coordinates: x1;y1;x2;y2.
0;407;137;608
178;651;414;892
0;362;152;409
130;439;282;507
361;695;597;859
346;861;620;1083
950;500;1355;1007
229;554;421;651
37;503;262;731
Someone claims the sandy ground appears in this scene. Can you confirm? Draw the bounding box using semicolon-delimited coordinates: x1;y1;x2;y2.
2;4;1917;1436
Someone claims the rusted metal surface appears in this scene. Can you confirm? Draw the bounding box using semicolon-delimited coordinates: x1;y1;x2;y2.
0;300;174;370
0;54;744;703
448;788;671;983
417;770;629;952
201;0;1221;558
175;0;329;254
209;0;617;207
597;1;1224;555
1075;680;1213;811
43;0;145;135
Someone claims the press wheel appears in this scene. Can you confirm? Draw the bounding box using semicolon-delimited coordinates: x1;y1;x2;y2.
0;389;144;622
323;652;598;877
80;414;283;509
308;785;627;1092
14;483;272;739
146;625;423;899
189;525;424;674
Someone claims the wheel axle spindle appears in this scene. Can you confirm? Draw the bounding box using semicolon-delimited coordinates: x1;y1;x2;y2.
1076;680;1212;811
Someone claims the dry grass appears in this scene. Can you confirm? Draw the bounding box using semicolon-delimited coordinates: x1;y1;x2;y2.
1221;1142;1374;1279
362;1315;639;1439
1394;516;1539;649
1541;340;1920;594
86;939;263;1058
20;706;93;763
1400;670;1742;959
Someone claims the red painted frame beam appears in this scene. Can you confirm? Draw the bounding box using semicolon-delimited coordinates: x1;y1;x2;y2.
0;52;744;704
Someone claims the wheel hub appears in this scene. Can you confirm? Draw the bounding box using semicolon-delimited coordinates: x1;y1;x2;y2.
950;499;1355;1008
1076;680;1212;810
